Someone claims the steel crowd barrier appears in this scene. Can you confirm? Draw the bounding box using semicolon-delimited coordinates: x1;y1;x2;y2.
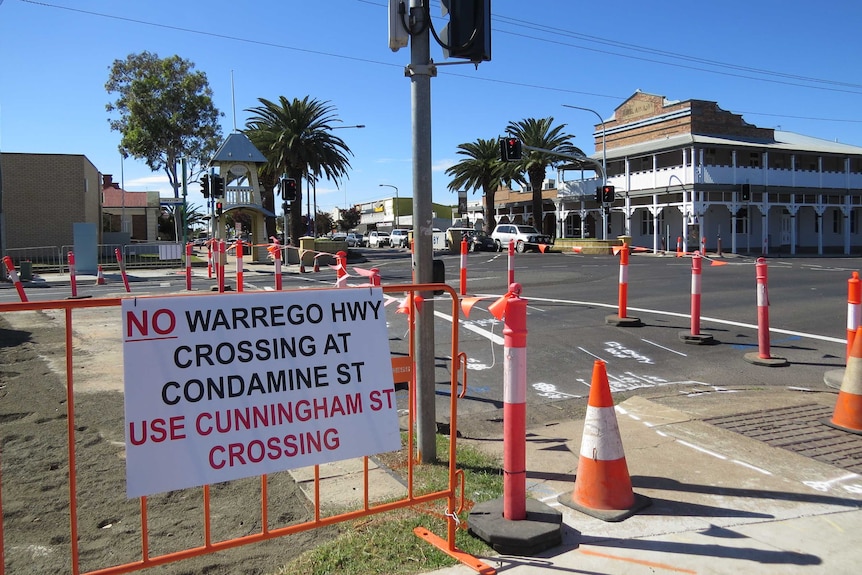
0;283;493;575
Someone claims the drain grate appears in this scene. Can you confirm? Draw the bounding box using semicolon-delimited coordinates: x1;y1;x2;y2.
704;404;862;475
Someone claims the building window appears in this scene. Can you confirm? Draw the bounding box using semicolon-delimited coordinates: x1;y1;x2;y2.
735;209;749;234
851;209;859;235
833;210;843;234
640;210;662;235
748;152;761;168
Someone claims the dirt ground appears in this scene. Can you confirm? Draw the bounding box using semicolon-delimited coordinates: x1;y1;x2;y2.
0;306;337;574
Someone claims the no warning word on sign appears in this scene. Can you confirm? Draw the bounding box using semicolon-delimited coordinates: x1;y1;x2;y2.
121;288;400;498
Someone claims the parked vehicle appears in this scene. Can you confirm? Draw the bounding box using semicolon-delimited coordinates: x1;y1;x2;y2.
346;232;365;247
490;224;552;253
390;229;410;248
367;231;390;248
446;228;496;252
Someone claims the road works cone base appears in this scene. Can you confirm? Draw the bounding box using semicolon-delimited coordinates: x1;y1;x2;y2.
743;351;789;367
468;498;562;556
822;417;862;436
605;314;643;327
678;331;716;345
558;490;651;523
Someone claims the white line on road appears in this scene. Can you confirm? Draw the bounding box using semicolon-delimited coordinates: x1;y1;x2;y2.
641;338;688;356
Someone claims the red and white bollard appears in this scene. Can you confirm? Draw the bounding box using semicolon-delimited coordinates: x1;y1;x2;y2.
2;256;28;302
507;239;515;286
605;244;642;326
115;248;130;293
676;236;682;257
335;250;347;288
185;242;193;291
460;238;468;296
95;265;106;286
701;236;706;255
68;251;78;298
618;244;630;319
502;283;527;520
691;251;702;335
744;257;787;366
755;257;771;358
207;241;213;279
235;239;244;292
679;251;714;344
848;271;861;361
218;240;226;293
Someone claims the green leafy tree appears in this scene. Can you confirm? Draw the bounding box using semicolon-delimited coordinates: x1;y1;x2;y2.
338;207;361;232
244;96;353;246
105;51;223;198
445;138;524;234
505;117;582;235
314;210;335;236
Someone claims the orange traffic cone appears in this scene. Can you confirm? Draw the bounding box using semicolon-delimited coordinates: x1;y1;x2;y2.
558;360;651;521
95;265;106;285
825;327;862;434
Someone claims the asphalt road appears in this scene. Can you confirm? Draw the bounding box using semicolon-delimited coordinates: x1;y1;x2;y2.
3;248;857;432
362;248;857;430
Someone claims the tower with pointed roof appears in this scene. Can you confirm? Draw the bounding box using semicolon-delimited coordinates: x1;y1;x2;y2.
209;132;272;261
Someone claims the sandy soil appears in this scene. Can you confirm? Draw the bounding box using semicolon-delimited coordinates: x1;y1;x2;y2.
0;307;335;574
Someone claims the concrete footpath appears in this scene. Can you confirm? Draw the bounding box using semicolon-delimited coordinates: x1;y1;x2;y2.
423;388;862;575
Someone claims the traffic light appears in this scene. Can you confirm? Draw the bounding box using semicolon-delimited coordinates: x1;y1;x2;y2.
282;177;297;201
499;137;522;162
741;183;751;201
602;185;615;203
595;186;603;204
215;201;223;216
200;174;210;198
440;0;491;62
212;174;225;198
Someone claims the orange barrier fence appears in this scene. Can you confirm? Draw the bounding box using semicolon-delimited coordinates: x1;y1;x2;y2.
0;284;492;575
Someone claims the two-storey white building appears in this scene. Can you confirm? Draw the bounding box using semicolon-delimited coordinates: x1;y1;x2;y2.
550;91;862;255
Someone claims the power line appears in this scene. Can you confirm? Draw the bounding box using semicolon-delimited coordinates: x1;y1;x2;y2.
19;0;862;124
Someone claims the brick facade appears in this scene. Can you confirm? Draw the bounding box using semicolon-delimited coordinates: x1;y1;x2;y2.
597;92;774;152
1;153;101;250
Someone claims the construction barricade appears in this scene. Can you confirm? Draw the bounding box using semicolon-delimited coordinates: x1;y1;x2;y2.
0;283;495;575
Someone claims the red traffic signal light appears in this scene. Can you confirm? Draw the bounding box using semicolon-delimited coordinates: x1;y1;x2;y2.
282;178;297;201
215;201;223;216
499;137;522;162
602;185;615;203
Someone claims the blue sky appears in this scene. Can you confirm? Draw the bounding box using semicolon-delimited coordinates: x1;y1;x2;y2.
2;0;861;214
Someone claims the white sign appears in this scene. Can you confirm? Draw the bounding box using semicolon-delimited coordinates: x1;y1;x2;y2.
121;289;400;498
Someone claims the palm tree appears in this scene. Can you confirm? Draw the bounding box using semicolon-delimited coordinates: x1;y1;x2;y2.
505;117;583;235
446;138;523;234
244;96;353;246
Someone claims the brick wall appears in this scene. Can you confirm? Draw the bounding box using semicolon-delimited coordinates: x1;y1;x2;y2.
1;153;101;250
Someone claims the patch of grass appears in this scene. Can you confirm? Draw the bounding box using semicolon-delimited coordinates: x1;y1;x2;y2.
276;434;503;575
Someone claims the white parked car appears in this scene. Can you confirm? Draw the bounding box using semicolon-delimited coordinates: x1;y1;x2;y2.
490;224;553;253
390;229;410;248
367;231;390;248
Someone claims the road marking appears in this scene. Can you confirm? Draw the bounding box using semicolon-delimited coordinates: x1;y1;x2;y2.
642;338;687;356
475;293;847;345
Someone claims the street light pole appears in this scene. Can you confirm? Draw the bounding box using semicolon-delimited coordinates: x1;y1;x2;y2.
378;184;399;228
325;124;366;233
563;104;608;239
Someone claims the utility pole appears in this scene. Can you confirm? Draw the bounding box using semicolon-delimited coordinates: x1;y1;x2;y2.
408;0;437;463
